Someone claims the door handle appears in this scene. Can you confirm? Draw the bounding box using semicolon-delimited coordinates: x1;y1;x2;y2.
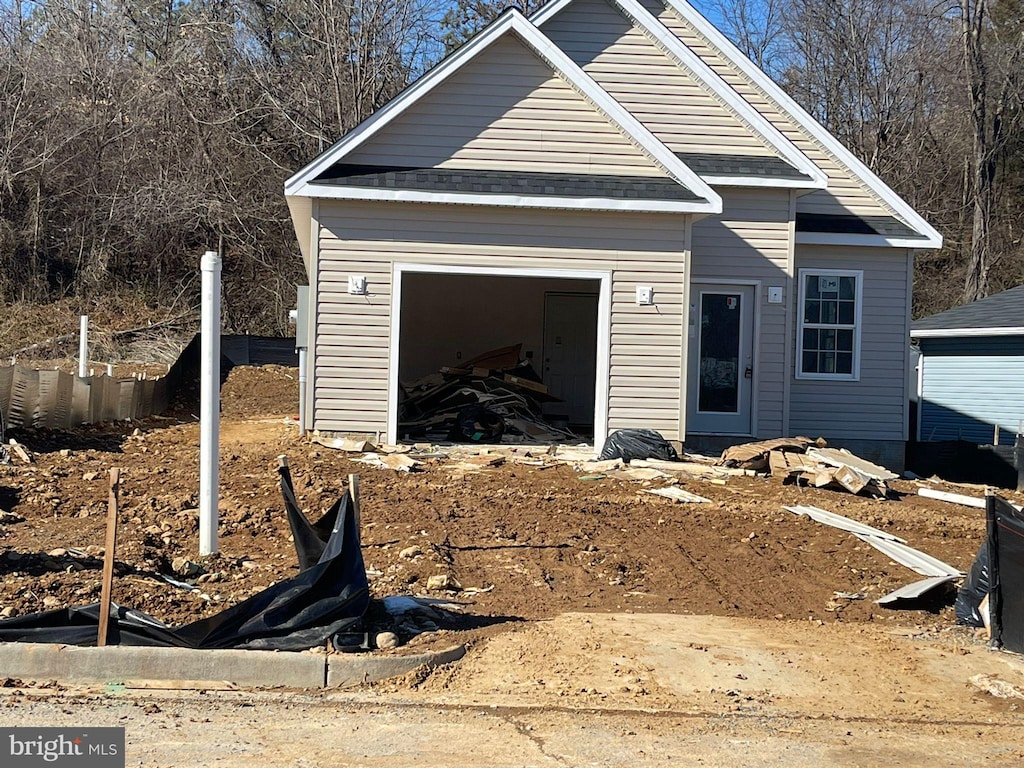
744;367;753;379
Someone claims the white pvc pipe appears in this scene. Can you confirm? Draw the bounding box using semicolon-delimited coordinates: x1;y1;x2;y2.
199;250;222;556
78;315;88;378
297;347;307;436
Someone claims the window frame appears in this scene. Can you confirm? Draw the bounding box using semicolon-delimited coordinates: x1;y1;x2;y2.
796;268;863;381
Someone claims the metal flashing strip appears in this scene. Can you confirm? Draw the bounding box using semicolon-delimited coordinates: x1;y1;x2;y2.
783;505;906;543
853;534;963;579
876;575;961;605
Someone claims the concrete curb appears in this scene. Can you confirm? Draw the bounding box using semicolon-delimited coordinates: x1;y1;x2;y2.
0;642;466;690
327;644;467;688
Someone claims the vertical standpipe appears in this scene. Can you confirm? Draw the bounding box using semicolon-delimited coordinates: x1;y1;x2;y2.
199;250;222;556
78;315;88;378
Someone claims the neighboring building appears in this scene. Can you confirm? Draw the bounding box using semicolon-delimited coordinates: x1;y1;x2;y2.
913;285;1024;444
285;0;941;468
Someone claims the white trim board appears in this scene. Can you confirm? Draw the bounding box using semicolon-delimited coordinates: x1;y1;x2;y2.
387;263;612;446
912;327;1024;338
652;0;942;248
286;10;721;214
534;0;827;190
298;184;711;214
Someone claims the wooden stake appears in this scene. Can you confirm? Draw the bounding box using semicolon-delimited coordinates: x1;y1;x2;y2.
348;473;361;541
97;468;120;647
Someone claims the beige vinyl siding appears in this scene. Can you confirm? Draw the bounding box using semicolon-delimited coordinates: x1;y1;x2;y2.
788;246;911;441
345;34;668;178
543;0;776;158
314;201;689;437
640;0;903;220
691;189;791;436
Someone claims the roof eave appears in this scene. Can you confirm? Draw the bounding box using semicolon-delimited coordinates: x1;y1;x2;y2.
913;327;1024;339
796;231;941;249
293;182;718;213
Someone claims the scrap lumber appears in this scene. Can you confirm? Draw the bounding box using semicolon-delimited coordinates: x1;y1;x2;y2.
917;487;986;509
806;447;898;481
644;487;711;503
98;468;120;647
311;436;376;452
719;437;823;470
7;439;32;463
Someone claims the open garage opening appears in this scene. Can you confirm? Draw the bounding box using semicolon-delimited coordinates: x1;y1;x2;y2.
395;271;603;444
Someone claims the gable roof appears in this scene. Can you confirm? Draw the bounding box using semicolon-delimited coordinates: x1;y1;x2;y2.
913;285;1024;337
534;0;827;189
625;0;941;248
285;10;721;215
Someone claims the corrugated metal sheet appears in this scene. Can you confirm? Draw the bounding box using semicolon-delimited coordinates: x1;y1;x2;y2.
783;505;906;542
853;534;962;578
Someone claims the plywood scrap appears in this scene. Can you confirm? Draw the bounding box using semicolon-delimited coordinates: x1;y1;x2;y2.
644;487;711;503
719;436;823;470
806;447;898;482
353;453;421;472
311;435;376;452
630;458;748;477
621;467;670;481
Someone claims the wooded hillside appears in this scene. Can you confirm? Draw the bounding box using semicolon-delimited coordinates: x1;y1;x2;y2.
1;0;1020;332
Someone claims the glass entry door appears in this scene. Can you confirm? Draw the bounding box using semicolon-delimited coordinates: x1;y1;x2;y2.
687;284;755;435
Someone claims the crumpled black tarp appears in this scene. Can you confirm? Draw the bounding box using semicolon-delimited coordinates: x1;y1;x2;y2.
0;462;369;651
598;428;680;463
955;543;990;627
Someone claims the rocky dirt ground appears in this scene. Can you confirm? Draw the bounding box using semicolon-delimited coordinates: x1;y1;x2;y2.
0;365;1009;634
2;364;1024;763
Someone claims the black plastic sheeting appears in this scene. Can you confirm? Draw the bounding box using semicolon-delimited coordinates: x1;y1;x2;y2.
955;494;1024;654
954;543;989;627
0;464;369;650
990;495;1024;654
598;429;680;463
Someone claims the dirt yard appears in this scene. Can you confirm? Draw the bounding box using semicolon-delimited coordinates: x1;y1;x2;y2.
1;365;1023;765
0;365;999;630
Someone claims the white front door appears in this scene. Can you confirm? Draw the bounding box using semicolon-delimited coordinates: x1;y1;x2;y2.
543;292;599;426
687;284;755;435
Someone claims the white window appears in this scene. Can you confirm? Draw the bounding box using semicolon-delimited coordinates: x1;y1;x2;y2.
797;269;862;380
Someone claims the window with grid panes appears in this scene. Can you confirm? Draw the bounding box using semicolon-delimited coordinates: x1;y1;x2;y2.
797;271;861;379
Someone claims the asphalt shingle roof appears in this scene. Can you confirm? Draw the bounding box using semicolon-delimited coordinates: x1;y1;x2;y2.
913;284;1024;333
674;152;811;180
796;212;926;239
312;164;702;201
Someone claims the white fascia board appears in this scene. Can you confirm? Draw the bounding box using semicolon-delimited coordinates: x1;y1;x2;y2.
661;0;943;247
703;175;820;189
285;11;522;195
511;15;720;211
912;327;1024;339
286;10;719;213
796;231;938;249
611;0;826;189
292;181;717;213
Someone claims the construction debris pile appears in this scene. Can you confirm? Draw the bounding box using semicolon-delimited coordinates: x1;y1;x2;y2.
397;344;577;443
718;437;898;497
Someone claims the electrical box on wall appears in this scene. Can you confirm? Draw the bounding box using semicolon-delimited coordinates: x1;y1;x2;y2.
636;286;654;305
348;275;367;295
767;286;783;304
